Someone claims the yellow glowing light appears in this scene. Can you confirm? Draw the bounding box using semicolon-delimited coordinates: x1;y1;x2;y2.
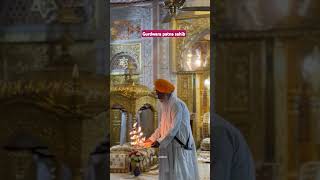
204;78;210;89
195;59;201;67
130;121;146;147
194;11;210;15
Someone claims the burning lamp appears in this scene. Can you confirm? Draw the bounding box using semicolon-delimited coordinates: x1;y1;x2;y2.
130;122;146;147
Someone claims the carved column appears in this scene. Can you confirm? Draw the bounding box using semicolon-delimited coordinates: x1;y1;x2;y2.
132;112;137;125
273;39;288;180
154;111;158;131
126;113;133;143
111;109;121;146
177;73;196;142
195;73;202;145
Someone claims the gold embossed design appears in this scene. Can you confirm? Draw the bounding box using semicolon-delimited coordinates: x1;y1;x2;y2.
177;73;194;112
175;17;210;72
111;43;141;75
111;75;139;86
110;79;157;146
111;83;154;100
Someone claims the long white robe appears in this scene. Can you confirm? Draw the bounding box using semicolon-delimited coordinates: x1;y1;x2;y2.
149;95;199;180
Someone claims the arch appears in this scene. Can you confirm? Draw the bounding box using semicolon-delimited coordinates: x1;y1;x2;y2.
4;133;48;151
0;97;70;166
179;28;210;71
138;103;156;112
111;103;127;111
135;96;157;113
184;28;210;50
110;97;132;113
137;104;157;138
110;52;139;75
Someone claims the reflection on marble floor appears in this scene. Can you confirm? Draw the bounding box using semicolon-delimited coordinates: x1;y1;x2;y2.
110;161;210;180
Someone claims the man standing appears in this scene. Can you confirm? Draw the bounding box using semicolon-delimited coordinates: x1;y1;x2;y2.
144;79;199;180
213;114;256;180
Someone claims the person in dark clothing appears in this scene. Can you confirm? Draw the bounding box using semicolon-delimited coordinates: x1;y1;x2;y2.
213;114;256;180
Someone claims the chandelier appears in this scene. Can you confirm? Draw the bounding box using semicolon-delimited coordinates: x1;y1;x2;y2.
163;0;186;16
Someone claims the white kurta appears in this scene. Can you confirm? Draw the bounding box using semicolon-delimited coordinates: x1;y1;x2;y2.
149;95;199;180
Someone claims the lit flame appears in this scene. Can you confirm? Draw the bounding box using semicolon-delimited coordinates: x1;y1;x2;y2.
130;122;146;147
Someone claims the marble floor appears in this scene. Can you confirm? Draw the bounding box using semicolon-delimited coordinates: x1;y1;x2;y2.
110;161;210;180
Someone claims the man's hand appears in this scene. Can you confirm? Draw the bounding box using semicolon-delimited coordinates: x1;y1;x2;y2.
144;139;153;148
151;141;160;148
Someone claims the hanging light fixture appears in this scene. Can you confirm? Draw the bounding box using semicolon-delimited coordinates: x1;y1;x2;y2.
163;0;186;16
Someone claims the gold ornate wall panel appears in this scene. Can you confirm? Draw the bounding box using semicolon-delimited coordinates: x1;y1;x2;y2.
216;40;266;162
111;74;140;86
284;38;320;175
175;17;210;72
197;72;210;140
177;73;199;143
177;74;194;112
225;56;250;112
172;15;210;145
110;109;122;146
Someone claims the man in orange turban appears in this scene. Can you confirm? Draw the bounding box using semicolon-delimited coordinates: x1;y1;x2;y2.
144;79;199;180
153;79;175;103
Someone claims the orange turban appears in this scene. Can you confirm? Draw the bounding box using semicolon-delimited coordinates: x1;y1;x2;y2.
154;79;175;94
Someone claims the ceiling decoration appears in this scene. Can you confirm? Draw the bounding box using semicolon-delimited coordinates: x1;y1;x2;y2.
161;0;210;23
110;0;152;4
